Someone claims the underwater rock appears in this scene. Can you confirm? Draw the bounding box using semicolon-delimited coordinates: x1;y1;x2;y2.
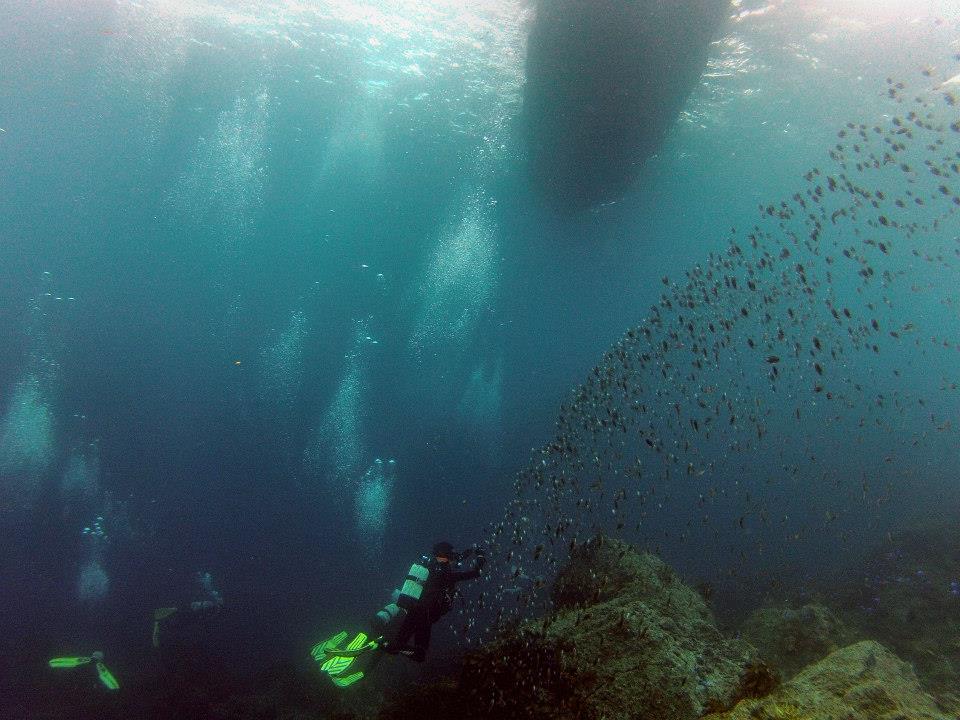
550;532;683;609
739;604;860;681
824;522;960;714
703;640;951;720
456;537;774;719
522;0;728;212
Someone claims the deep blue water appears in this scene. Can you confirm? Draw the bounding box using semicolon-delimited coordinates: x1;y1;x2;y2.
1;1;960;716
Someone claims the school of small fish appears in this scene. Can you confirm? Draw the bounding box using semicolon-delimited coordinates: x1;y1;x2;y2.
457;64;960;640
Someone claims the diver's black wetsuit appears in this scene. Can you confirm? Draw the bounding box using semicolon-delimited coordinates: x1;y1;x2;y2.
385;555;482;662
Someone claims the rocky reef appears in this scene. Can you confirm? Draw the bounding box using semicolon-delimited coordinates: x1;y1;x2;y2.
739;603;860;681
703;640;950;720
824;522;960;715
379;534;960;720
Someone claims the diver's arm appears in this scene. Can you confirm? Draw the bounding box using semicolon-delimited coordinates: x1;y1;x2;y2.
450;553;485;582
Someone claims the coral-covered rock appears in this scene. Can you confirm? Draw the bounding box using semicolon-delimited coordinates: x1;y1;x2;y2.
825;522;960;713
703;640;950;720
454;537;774;720
740;604;860;680
550;534;693;610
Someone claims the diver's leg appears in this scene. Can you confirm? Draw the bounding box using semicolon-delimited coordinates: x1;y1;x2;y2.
383;614;415;655
410;620;432;662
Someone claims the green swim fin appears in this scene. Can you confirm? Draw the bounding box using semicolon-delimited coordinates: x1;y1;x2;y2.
50;652;119;690
320;632;369;677
311;631;348;662
96;661;120;690
49;656;93;668
312;631;379;687
331;671;364;687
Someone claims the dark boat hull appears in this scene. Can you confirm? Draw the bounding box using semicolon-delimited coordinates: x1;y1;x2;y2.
522;0;729;212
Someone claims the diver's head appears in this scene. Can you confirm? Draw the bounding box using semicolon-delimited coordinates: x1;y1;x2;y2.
432;541;455;563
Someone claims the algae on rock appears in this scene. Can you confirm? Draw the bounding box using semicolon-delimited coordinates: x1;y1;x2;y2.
740;603;860;680
823;521;960;713
703;640;951;720
455;537;775;720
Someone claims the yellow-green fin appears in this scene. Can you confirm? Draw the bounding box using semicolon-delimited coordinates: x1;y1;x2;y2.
153;607;178;621
49;656;92;668
96;661;120;690
331;671;364;687
319;632;368;676
321;653;355;676
311;631;348;661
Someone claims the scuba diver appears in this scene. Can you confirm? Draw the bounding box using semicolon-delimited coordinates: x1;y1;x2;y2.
312;541;485;686
382;540;485;661
151;571;224;648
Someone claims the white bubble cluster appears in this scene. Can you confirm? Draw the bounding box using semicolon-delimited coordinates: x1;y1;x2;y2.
355;457;397;552
81;515;107;540
409;188;499;357
169;89;270;264
61;445;101;504
258;310;308;415
77;512;110;603
458;357;504;456
314;96;386;191
76;558;109;603
303;319;371;497
0;374;55;505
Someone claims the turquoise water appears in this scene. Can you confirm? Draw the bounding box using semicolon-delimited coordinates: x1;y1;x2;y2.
1;1;959;716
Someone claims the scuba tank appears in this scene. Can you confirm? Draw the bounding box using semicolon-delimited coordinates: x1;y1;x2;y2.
396;556;431;611
373;557;431;628
378;545;483;623
375;588;404;626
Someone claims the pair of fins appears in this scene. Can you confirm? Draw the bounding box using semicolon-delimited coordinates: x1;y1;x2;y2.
310;631;380;687
49;652;119;690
